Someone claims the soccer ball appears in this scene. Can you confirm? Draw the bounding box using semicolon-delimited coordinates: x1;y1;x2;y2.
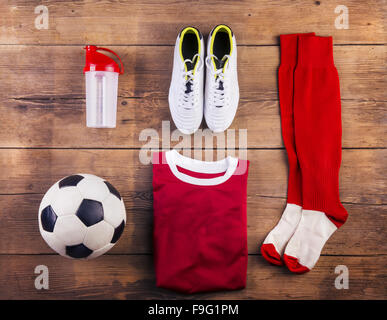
38;174;126;259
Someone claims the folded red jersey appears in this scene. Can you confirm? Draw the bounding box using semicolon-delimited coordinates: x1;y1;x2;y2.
152;150;249;294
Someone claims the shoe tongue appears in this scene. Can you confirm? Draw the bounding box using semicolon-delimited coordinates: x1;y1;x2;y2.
185;55;198;72
214;55;228;70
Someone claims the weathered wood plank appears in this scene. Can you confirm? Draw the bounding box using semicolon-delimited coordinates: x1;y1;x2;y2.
0;0;385;45
0;255;385;299
1;98;385;148
0;149;385;255
0;45;385;148
0;149;384;203
0;193;385;255
1;45;385;101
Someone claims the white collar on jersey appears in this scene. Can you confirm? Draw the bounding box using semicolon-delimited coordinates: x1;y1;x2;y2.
165;149;238;186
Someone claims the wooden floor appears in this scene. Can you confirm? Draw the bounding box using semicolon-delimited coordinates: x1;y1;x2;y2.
0;1;386;300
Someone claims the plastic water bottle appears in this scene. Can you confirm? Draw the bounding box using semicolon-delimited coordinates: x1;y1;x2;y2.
83;45;124;128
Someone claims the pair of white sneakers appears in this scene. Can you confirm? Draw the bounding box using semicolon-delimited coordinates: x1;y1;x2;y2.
169;25;239;134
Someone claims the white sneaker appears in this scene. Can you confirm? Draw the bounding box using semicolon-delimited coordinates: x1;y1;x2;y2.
169;27;204;134
205;25;239;133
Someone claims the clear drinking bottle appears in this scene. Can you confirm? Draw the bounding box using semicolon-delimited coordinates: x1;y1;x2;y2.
83;45;124;128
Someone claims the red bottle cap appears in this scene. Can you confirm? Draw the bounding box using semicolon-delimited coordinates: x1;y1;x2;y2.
83;45;124;74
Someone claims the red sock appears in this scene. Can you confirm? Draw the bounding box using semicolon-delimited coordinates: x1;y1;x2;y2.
294;36;348;227
279;33;316;207
261;33;314;266
284;36;348;273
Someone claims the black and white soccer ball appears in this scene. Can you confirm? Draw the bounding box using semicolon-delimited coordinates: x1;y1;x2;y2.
38;174;126;259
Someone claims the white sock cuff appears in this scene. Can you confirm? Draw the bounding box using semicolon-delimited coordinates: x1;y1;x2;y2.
285;210;337;269
263;203;302;255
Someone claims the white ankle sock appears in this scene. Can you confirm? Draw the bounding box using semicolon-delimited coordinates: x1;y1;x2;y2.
284;210;338;272
261;203;302;265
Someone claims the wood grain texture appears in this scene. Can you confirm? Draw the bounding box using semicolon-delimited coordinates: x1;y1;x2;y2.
0;0;385;45
0;149;385;256
0;0;386;300
0;149;385;204
1;46;385;101
0;193;385;256
0;45;385;148
2;98;385;148
0;255;385;299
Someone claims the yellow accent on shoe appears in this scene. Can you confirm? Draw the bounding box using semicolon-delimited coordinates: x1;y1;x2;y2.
210;25;233;77
179;27;201;77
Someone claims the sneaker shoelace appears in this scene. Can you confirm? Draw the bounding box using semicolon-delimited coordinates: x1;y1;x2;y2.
181;54;202;110
205;54;230;108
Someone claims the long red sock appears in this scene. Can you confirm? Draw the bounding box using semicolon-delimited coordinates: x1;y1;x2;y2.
261;33;314;266
284;36;348;273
